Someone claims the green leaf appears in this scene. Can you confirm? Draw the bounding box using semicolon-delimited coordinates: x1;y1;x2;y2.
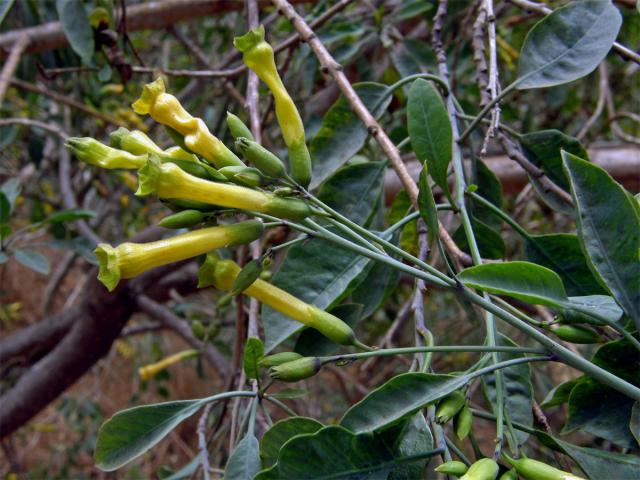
563;295;623;326
310;83;392;189
0;192;9;225
294;303;362;357
453;219;506;260
260;417;324;468
243;337;264;380
562;151;640;326
469;159;503;231
537;432;640;480
162;456;200;480
341;373;468;433
418;163;439;249
317;161;386;226
525;234;606;296
351;253;399;320
0;0;15;26
385;413;434;480
564;340;640;448
520;130;588;191
95;399;209;471
14;249;50;275
1;178;20;211
457;261;569;307
56;0;95;64
407;79;453;204
541;379;579;408
256;425;440;480
225;434;261;480
516;0;622;89
44;208;96;224
631;402;640;445
482;334;533;444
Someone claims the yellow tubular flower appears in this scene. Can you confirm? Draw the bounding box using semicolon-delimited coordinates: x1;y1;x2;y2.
136;156;312;221
138;349;200;381
234;26;312;187
110;127;198;163
95;220;263;291
202;256;369;349
66;137;146;169
132;78;245;168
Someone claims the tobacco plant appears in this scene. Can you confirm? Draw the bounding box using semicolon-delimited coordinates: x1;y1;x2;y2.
57;1;638;479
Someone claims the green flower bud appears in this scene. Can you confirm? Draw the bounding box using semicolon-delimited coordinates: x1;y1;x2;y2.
288;139;312;188
259;352;303;368
505;455;585;480
227;111;255;141
191;320;206;340
499;469;518;480
66;137;146;169
454;403;473;440
218;165;264;188
95;221;263;291
158;209;206;229
435;460;468;477
136;156;312;221
269;356;321;382
551;325;601;344
163;157;228;183
231;259;263;296
110;127;164;156
460;458;499;480
273;187;294;197
436;390;466;424
235;137;286;178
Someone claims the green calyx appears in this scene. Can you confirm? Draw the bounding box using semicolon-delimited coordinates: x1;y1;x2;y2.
233;25;265;53
269;356;321;382
95;244;121;292
454;403;473;440
498;469;518;480
226;112;254;141
307;307;372;350
218;165;264;188
435;390;466;424
259;352;303;368
288;139;312;188
230;259;263;296
235;137;286;178
158;209;206;229
264;196;313;221
460;458;499;480
197;252;221;288
66;137;147;170
435;460;468;477
504;455;586;480
551;325;601;344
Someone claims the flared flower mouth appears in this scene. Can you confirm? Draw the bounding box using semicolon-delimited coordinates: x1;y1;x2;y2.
233;25;265;53
131;77;165;115
95;244;121;292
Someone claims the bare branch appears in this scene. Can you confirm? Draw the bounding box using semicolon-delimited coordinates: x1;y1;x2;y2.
0;34;29;105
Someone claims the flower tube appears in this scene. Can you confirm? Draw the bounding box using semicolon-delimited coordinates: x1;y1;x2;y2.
234;26;311;187
110;127;197;162
132;78;244;168
138;349;200;381
66;137;147;169
199;254;370;350
136;155;312;221
95;220;263;291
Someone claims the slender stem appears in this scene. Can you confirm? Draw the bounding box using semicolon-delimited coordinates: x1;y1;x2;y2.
467;191;531;239
455;112;522;139
491;296;543;327
384;204;455;236
268;235;308;253
319;345;548;364
470;408;536;435
247;396;258;437
458;82;518;143
445;436;472;466
373;73;450;112
263;395;297;416
325;217;385;253
464;289;640;400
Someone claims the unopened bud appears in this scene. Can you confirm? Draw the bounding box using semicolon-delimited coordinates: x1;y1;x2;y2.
269;356;321;382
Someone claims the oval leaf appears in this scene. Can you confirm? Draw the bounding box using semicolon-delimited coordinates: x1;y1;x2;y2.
457;261;569;307
95;399;207;471
56;0;95;64
408;79;453;204
260;417;324;467
14;249;50;275
243;337;264;380
562;151;640;326
516;0;622;89
225;434;261;480
341;373;468;434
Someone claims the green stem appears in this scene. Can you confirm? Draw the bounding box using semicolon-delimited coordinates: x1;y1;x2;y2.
470;408;536;435
467;191;531;239
374;73;450;112
263;395;297;416
458;81;519;143
319;345;548;364
491;296;543;327
444;436;471;466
